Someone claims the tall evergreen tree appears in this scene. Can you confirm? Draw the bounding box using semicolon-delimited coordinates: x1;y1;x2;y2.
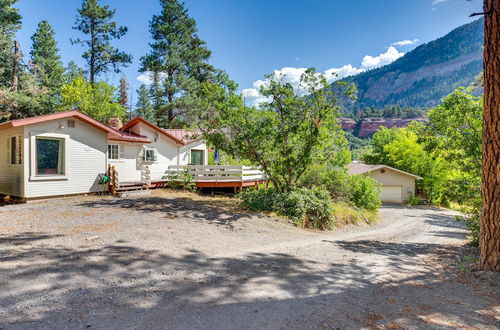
118;77;128;108
140;0;216;127
0;0;21;88
135;84;155;122
65;60;86;82
30;20;65;92
72;0;132;85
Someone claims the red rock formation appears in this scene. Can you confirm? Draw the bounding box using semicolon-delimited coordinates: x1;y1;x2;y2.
338;118;356;131
357;117;427;137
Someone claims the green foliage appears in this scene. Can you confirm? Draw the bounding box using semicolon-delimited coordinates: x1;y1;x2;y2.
194;69;354;193
455;198;481;247
166;169;195;191
0;0;21;88
299;165;381;210
0;70;54;120
135;84;155;122
406;194;422;206
117;77;128;108
60;77;126;122
30;20;65;92
140;0;217;127
363;127;400;166
72;0;132;84
240;187;335;230
349;174;382;210
65;60;86;82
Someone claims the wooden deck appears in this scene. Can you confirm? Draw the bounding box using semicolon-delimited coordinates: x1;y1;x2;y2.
108;165;267;195
167;165;267;189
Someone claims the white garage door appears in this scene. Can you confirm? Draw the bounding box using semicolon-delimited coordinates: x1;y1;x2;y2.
380;186;403;203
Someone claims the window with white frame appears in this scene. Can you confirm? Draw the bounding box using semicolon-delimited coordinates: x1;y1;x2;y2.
7;136;22;165
35;137;65;175
142;147;157;163
108;144;120;160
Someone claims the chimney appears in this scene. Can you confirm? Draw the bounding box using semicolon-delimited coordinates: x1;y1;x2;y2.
108;117;123;130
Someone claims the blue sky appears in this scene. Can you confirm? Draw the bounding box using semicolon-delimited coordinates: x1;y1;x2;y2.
14;0;482;105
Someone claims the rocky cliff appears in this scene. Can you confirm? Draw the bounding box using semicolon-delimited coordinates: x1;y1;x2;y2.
339;117;428;137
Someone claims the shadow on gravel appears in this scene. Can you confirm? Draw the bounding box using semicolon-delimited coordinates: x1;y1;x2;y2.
79;196;261;229
0;232;497;329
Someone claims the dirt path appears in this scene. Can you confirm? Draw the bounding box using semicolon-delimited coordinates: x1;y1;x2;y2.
0;194;498;329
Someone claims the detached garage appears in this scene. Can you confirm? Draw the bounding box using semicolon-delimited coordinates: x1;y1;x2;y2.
347;162;422;203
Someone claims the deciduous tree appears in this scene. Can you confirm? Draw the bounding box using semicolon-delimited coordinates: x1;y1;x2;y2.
194;69;353;192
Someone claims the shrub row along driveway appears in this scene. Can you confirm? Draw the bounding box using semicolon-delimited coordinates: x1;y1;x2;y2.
0;191;498;329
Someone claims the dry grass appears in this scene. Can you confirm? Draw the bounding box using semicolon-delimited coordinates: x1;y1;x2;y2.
332;202;379;227
151;189;246;214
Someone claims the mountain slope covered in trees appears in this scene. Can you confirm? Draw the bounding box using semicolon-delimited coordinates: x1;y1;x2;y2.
341;18;484;110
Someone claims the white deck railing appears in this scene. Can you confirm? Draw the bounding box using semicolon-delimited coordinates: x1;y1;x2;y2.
167;165;266;182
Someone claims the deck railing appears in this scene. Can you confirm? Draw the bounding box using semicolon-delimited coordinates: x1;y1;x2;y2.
167;165;266;182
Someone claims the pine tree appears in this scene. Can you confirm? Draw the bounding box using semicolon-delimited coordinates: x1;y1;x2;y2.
118;77;128;108
140;0;216;127
0;0;21;88
135;84;155;122
480;0;500;271
72;0;132;85
65;60;86;82
30;20;65;92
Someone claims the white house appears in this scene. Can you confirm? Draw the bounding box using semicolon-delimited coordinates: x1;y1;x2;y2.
108;116;208;184
0;111;207;200
347;161;422;203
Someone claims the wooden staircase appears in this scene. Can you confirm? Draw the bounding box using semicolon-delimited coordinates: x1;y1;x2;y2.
108;165;151;197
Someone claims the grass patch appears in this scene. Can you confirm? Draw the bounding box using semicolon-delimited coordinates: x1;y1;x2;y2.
332;203;379;227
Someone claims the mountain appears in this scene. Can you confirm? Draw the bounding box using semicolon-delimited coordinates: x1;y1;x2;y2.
340;18;484;111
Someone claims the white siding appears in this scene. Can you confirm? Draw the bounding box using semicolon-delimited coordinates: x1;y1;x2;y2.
24;118;108;198
0;126;25;197
110;123;208;183
108;143;143;183
368;168;416;202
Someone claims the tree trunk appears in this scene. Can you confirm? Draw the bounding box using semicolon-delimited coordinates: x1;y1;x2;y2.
11;40;20;91
480;0;500;271
90;19;95;86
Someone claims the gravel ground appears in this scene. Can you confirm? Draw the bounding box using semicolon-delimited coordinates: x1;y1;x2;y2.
0;190;498;329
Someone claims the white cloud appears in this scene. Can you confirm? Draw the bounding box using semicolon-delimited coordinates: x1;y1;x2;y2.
392;39;419;47
361;46;405;70
136;71;168;85
324;64;365;83
242;42;411;107
433;0;448;4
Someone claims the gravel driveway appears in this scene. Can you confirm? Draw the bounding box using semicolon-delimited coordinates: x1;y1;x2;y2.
0;191;498;329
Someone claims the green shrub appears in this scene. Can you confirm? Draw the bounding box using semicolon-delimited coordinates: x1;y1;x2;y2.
349;175;381;210
167;169;195;191
239;188;282;212
300;165;379;208
274;188;335;230
406;194;422;206
455;198;481;247
240;187;335;230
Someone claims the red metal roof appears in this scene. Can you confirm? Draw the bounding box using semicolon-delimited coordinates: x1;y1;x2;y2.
121;116;199;145
162;129;201;145
0;110;152;144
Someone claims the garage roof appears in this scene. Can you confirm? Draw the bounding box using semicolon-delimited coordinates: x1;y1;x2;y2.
347;161;423;179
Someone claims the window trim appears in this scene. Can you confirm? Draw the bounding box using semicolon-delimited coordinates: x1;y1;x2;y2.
107;144;124;162
7;135;22;166
190;149;205;165
142;147;157;163
29;132;69;181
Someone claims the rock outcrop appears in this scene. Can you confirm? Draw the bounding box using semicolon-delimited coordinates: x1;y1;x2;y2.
357;117;427;137
338;118;356;131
